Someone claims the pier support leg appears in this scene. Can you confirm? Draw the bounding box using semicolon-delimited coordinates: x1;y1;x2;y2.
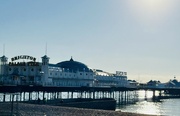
3;93;5;102
37;91;39;98
126;91;128;103
93;91;95;99
118;91;120;104
80;91;83;98
145;90;147;100
20;92;22;101
153;90;155;99
67;92;69;99
125;91;127;104
28;92;31;101
89;92;92;99
10;94;12;102
84;92;86;98
23;92;25;101
159;90;162;97
71;92;73;99
43;91;45;99
121;91;123;104
113;91;115;98
11;94;14;116
47;93;49;100
60;92;62;99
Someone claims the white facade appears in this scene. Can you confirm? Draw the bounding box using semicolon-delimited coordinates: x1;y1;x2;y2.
93;70;128;87
49;67;94;87
0;55;129;87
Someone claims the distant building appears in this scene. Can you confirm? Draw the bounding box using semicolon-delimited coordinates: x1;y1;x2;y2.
0;55;129;87
166;78;180;87
128;80;138;88
146;80;165;88
147;80;161;87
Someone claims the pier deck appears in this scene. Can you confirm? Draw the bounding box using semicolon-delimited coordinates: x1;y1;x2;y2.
0;85;137;93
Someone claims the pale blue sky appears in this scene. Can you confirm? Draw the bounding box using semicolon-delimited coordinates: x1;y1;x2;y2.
1;0;180;82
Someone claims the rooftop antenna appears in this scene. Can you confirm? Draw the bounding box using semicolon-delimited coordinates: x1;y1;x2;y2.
45;43;47;55
3;44;5;56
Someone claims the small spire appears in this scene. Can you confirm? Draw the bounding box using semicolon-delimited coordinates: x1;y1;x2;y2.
70;56;74;61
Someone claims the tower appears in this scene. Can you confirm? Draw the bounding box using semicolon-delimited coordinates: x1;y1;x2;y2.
0;55;8;82
41;55;51;85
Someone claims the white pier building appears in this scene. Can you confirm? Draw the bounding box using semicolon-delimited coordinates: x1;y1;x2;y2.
0;55;129;87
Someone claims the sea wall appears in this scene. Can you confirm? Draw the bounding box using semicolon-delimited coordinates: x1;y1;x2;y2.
56;99;116;110
20;98;117;110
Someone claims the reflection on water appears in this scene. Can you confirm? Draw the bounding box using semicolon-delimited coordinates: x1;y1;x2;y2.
117;99;180;116
116;91;180;116
117;101;162;115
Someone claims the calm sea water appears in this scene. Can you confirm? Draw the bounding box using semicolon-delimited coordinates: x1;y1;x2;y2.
116;99;180;116
116;91;180;116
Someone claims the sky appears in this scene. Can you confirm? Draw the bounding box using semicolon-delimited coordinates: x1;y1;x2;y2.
0;0;180;83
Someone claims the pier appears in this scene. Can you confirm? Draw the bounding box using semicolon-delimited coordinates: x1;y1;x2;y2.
1;84;180;103
1;84;180;115
0;85;137;104
0;85;138;115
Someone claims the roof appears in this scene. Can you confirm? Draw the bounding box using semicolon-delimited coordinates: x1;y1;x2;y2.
48;63;59;67
56;57;92;72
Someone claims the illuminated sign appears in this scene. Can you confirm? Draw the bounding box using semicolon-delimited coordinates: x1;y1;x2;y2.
11;55;36;62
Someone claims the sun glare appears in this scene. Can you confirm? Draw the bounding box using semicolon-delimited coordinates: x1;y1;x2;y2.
138;0;170;12
126;0;175;28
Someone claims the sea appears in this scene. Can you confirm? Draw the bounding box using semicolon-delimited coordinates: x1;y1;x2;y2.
116;90;180;116
1;90;180;116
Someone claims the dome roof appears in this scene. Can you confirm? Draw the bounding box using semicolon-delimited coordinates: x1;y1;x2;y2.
56;57;92;72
